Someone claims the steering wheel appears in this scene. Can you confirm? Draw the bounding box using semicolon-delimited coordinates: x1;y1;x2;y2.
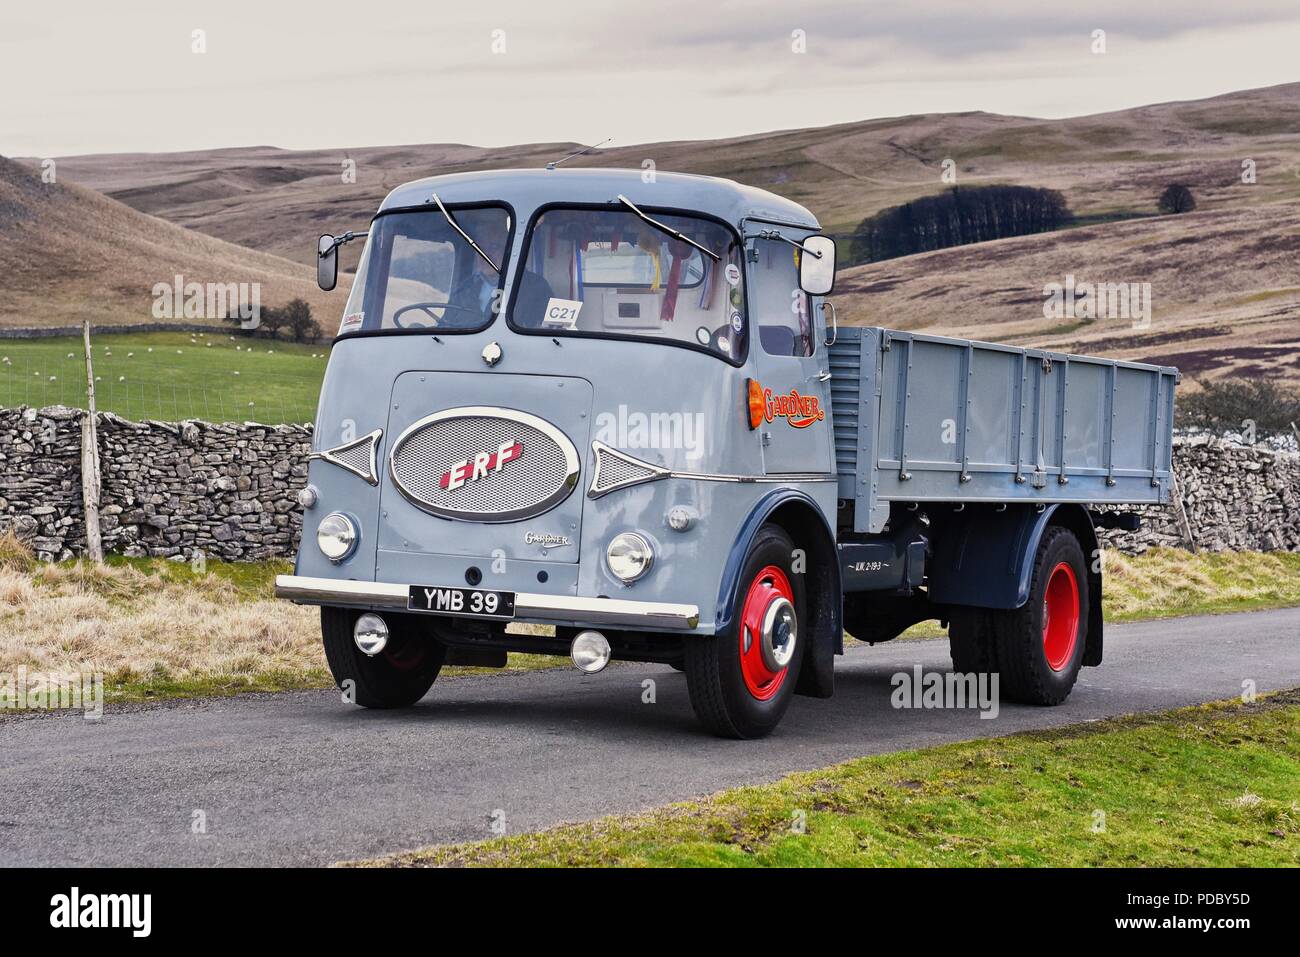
392;302;484;329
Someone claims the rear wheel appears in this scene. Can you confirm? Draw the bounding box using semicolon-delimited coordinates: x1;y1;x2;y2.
321;607;445;709
684;525;804;738
992;526;1088;705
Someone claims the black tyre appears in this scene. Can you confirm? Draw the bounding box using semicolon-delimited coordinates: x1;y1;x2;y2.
684;524;804;738
321;607;445;709
992;526;1089;705
948;606;997;674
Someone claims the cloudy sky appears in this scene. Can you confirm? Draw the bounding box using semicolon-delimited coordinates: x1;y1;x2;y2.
3;0;1299;157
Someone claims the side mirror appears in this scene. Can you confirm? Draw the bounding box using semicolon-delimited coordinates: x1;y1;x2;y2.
799;235;836;296
317;234;338;291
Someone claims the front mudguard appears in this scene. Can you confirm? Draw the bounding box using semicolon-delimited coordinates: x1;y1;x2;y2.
715;488;841;698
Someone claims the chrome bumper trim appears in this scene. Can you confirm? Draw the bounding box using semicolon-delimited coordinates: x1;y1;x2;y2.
274;575;701;630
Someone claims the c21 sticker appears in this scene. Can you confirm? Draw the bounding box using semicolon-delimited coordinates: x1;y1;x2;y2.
724;263;741;286
543;297;582;329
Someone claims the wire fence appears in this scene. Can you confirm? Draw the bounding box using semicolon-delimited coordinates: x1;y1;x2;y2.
0;333;325;424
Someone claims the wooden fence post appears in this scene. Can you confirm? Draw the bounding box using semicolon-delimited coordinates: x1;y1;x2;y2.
1170;466;1197;554
81;320;104;563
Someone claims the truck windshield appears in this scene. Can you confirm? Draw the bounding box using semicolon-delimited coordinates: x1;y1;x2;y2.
507;208;747;362
337;205;512;337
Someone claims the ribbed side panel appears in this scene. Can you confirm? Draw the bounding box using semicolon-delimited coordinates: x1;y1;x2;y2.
828;338;863;483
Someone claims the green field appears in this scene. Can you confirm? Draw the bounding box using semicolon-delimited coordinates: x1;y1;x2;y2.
357;691;1300;868
0;330;328;423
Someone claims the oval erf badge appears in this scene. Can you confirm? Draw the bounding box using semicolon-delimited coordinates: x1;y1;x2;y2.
730;310;743;333
724;263;741;286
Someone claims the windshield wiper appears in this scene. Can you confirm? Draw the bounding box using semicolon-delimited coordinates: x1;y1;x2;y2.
616;195;721;262
430;193;501;273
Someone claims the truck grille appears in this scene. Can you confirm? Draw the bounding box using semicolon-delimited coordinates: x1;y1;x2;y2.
388;407;580;523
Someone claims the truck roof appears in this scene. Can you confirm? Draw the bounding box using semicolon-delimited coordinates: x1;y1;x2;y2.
378;168;820;231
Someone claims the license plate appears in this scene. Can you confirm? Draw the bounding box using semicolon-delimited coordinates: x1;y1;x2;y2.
407;585;515;619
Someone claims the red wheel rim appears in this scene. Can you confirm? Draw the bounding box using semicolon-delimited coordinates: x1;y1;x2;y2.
1042;561;1081;672
738;565;794;700
383;637;428;672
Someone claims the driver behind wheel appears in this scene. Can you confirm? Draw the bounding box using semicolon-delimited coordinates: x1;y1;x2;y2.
441;217;511;327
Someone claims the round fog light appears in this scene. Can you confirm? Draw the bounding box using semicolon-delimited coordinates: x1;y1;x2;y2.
353;613;389;656
297;485;318;509
316;512;357;562
571;630;611;674
606;532;653;582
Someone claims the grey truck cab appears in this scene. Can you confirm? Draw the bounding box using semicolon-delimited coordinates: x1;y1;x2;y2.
277;168;1176;738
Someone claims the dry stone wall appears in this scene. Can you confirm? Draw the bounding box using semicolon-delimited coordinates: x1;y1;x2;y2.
1;406;310;561
1;406;1297;562
1099;434;1300;554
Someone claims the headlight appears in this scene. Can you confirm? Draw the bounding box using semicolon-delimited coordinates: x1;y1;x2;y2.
316;512;357;562
606;532;654;582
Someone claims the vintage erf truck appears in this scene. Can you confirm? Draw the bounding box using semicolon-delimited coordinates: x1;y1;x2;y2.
275;168;1177;738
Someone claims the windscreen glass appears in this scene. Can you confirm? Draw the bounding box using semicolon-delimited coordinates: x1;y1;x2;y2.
337;206;511;336
508;208;746;362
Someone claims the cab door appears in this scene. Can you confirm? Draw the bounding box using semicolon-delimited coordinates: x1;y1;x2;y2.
744;225;834;475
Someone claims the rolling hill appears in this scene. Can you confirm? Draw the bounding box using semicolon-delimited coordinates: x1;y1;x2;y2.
834;201;1300;384
26;82;1300;266
10;82;1300;384
0;155;347;330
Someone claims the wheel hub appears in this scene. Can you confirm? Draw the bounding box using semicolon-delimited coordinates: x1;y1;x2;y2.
1042;561;1081;672
739;565;796;700
760;597;798;671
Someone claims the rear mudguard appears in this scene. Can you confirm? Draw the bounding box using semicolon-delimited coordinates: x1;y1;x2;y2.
716;489;841;698
927;503;1103;666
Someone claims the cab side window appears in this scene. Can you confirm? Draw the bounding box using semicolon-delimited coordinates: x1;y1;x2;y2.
749;237;813;357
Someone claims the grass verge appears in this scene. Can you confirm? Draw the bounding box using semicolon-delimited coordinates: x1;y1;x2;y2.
0;533;561;708
2;537;1297;707
353;690;1300;867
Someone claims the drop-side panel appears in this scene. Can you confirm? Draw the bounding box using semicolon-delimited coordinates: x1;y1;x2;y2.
833;327;1177;532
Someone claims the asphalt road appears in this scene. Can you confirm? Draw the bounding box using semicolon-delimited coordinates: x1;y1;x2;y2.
3;607;1298;867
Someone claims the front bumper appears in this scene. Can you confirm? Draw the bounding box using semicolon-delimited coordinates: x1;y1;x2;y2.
274;575;701;630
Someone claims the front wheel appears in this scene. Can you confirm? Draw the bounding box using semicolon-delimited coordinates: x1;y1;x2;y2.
684;524;804;738
321;607;445;708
